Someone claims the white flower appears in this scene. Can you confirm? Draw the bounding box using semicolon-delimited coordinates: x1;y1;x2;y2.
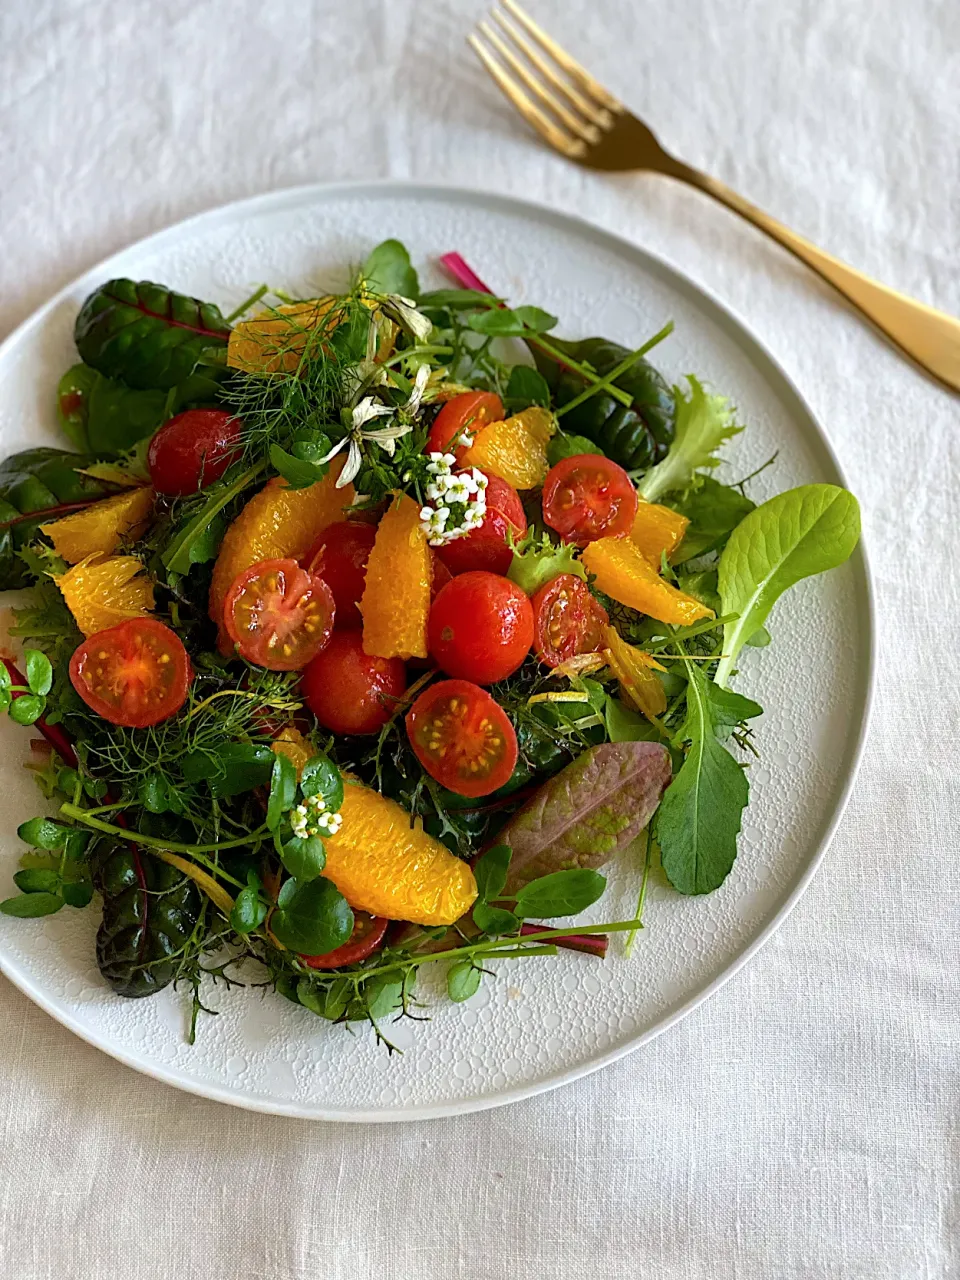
404;362;432;416
444;475;473;504
381;294;433;342
457;432;473;449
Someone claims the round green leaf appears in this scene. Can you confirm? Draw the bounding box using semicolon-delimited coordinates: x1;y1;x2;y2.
447;960;482;1003
9;695;45;726
17;817;68;851
280;835;326;882
299;756;344;811
514;868;607;919
0;892;64;918
472;903;519;936
61;880;94;909
270;876;353;954
13;868;59;894
24;649;53;696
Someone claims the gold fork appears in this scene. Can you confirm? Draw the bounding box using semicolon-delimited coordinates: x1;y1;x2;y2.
470;0;960;394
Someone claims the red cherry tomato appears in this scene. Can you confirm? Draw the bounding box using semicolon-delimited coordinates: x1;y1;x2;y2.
436;473;527;576
541;454;638;543
304;521;376;628
147;409;242;495
300;630;406;735
531;573;609;668
69;618;192;728
223;559;335;671
430;553;454;600
300;911;388;969
428;571;533;685
427;391;504;459
406;678;518;798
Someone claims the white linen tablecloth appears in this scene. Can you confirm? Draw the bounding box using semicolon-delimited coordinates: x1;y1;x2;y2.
1;1;957;1276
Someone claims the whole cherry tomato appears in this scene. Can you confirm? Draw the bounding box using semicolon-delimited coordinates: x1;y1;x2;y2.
300;911;388;968
147;409;242;495
541;453;638;543
436;473;526;576
301;630;406;735
223;558;335;671
428;571;533;685
427;390;503;460
405;678;518;798
304;521;377;628
430;553;454;600
531;573;609;668
69;618;192;727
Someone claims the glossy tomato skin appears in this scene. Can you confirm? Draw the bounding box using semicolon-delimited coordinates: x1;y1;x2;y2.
427;391;503;459
406;678;518;798
223;558;335;671
147;409;242;495
300;912;388;968
436;473;526;576
541;453;638;543
69;618;192;727
428;571;533;685
301;630;406;735
532;573;609;667
304;521;376;628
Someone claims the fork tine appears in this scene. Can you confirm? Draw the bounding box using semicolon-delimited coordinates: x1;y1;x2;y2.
477;21;600;143
500;0;623;113
491;10;613;129
468;33;586;159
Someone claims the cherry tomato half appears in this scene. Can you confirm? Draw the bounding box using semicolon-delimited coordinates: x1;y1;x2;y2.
300;911;388;969
436;473;527;576
304;521;377;628
428;571;533;685
406;678;518;798
69;618;192;728
147;409;243;495
223;559;335;671
301;629;406;735
532;573;609;668
427;391;504;459
541;454;638;543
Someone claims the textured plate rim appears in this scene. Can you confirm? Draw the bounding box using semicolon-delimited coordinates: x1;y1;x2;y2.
0;179;875;1122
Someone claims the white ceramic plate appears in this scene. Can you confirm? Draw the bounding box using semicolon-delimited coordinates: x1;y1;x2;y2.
0;182;873;1121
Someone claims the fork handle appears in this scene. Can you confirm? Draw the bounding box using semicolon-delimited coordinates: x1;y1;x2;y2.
673;162;960;392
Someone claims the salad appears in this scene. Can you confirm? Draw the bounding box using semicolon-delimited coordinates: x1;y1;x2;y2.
0;240;860;1048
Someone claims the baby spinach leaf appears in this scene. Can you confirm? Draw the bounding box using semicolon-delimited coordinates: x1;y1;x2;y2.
270;875;353;954
61;880;94;908
715;484;861;685
362;240;419;300
638;377;740;503
74;279;231;391
496;741;673;893
447;961;482;1003
474;844;512;903
181;743;275;797
655;665;762;895
418;288;503;309
514;868;606;918
671;476;755;561
0;891;63;918
468;306;558;339
230;875;268;934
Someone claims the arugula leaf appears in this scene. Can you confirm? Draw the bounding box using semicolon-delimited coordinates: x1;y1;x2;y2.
655;665;761;895
604;696;663;744
270;876;353;954
638;377;740;502
670;476;755;561
162;461;264;575
715;484;861;686
507;530;586;595
362;240;419;299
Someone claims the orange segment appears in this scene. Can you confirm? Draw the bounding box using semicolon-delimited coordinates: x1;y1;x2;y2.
359;493;431;660
53;555;154;637
461;406;555;490
209;456;354;627
41;487;154;563
270;727;315;774
227;299;339;374
581;536;713;627
323;781;478;925
603;625;667;719
630;499;689;567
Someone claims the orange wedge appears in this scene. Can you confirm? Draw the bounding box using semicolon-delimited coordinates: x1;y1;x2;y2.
53;555;154;637
461;406;555;490
581;536;713;627
359;493;431;660
41;487;154;564
602;625;667;719
227;299;340;374
630;499;689;567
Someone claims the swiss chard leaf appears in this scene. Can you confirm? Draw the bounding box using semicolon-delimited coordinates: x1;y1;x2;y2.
270;875;353;954
362;240;419;300
715;484;861;686
671;476;755;561
655;665;761;895
74;279;231;391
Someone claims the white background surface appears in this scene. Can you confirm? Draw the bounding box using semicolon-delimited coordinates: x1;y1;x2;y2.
0;1;957;1277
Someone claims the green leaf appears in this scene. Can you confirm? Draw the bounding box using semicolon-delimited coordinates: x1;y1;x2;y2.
9;695;45;726
18;817;68;850
472;903;519;935
0;665;10;694
182;743;275;797
473;844;512;903
655;664;761;895
467;308;527;337
547;433;604;466
505;364;552;411
364;974;404;1020
507;530;586;596
269;443;328;490
138;773;185;815
13;868;59;894
675;570;721;614
604;696;663;743
514;868;607;918
362;240;419;299
447;960;482;1003
61;880;93;908
638;377;741;503
300;756;344;812
56;364;98;450
0;892;63;918
74;279;231;391
24;649;53;696
513;305;558;333
671;476;756;561
418;288;503;309
162;461;264;575
270;876;353;954
230;885;268;934
280;835;326;882
715;484;861;686
304;976;353;1021
266;751;298;832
